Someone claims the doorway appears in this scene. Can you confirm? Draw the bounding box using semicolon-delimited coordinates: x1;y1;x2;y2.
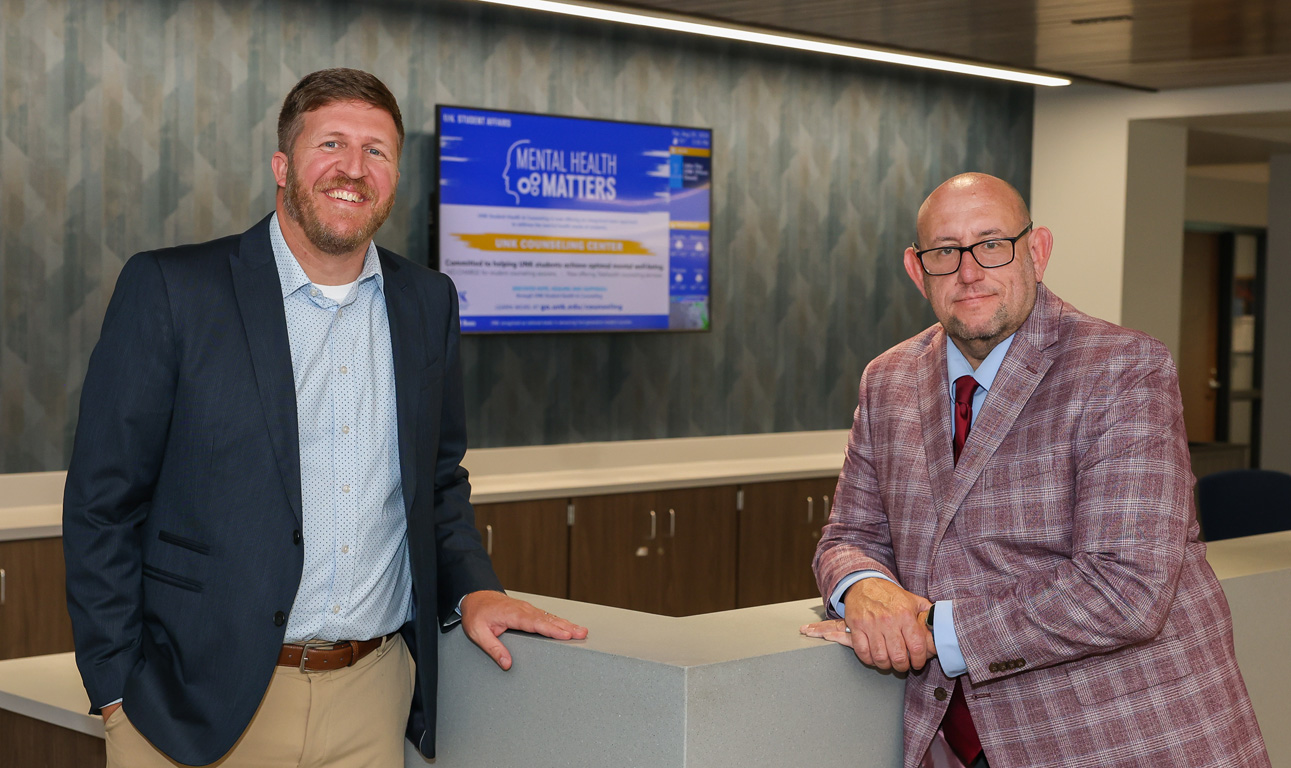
1178;226;1266;468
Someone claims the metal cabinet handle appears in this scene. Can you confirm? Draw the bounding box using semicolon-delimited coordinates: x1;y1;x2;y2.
669;509;676;538
807;496;814;523
0;568;5;605
485;524;493;556
649;510;657;540
823;495;830;520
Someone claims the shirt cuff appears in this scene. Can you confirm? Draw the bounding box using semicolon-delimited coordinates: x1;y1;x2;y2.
830;570;897;616
101;698;122;709
933;600;967;677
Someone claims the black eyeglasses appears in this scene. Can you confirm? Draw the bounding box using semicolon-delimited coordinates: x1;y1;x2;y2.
912;223;1033;276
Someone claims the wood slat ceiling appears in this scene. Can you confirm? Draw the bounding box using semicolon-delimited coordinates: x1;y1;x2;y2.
623;0;1291;90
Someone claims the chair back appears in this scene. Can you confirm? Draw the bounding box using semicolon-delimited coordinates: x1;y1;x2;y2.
1196;469;1291;541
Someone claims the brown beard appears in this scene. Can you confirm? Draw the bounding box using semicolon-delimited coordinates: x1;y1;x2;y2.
282;163;395;256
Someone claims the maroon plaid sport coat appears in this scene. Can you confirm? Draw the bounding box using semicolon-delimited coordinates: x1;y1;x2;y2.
815;283;1269;768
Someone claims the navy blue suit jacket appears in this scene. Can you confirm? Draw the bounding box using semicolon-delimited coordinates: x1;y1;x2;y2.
63;213;501;765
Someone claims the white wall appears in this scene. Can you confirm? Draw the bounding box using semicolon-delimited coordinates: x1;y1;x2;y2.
1264;156;1291;474
1031;81;1291;324
1121;122;1188;359
1185;175;1269;228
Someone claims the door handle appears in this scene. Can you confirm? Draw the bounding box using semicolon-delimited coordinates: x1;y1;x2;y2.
822;494;830;520
649;510;657;540
807;496;814;523
0;568;5;604
669;508;676;538
485;524;493;556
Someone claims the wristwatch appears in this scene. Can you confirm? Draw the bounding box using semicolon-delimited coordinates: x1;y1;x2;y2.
925;602;936;630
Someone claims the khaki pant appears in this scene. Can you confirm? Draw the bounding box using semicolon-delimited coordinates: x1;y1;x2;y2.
105;634;415;768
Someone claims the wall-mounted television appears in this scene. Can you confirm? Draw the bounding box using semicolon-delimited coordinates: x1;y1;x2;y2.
434;106;712;333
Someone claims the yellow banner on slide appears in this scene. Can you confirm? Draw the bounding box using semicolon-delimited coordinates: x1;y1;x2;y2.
670;146;711;157
453;233;652;256
669;221;710;231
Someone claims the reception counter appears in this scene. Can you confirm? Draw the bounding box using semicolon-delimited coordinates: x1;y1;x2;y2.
2;530;1289;766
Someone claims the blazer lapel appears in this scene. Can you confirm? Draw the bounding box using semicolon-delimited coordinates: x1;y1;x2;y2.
379;250;420;514
229;214;303;526
916;329;956;522
932;283;1063;549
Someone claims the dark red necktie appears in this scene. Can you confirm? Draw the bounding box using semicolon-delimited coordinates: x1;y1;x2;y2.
952;375;977;464
944;374;984;765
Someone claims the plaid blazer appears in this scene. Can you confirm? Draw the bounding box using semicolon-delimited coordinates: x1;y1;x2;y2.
815;284;1269;768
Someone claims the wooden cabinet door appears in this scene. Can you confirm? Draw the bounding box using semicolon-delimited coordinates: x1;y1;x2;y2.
568;492;664;614
473;498;569;598
737;477;837;608
659;485;738;616
0;537;76;660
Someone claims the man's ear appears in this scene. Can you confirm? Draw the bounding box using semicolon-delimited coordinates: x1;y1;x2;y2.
903;246;930;299
271;152;289;189
1028;226;1054;282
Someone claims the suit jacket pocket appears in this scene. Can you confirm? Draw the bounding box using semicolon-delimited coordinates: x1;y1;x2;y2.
158;530;211;555
981;455;1060;488
1063;630;1189;705
142;563;204;593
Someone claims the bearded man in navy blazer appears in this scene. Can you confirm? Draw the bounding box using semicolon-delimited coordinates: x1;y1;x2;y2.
63;68;587;767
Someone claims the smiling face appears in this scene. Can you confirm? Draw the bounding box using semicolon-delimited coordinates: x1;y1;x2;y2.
272;100;400;261
902;174;1053;367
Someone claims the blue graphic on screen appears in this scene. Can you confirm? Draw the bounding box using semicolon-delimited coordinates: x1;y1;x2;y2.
437;107;711;333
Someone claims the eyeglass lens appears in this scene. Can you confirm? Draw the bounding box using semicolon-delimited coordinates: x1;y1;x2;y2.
921;239;1015;275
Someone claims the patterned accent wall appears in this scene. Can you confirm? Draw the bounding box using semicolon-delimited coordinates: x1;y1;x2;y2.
0;0;1032;471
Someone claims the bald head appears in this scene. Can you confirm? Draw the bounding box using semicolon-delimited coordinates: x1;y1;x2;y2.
902;172;1053;367
915;173;1029;248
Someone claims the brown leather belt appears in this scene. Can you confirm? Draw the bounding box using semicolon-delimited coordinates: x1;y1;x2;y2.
278;632;398;672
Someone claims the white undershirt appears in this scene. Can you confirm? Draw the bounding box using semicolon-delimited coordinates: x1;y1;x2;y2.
314;281;356;303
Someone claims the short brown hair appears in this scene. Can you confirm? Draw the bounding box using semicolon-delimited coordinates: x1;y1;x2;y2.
277;68;404;158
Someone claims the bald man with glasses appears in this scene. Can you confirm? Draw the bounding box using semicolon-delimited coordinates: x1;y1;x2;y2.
803;173;1269;768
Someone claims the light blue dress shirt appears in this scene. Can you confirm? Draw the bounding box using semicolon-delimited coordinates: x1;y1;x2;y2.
270;214;413;644
830;334;1016;677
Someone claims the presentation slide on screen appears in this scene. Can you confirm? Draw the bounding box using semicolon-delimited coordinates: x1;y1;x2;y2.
437;107;711;332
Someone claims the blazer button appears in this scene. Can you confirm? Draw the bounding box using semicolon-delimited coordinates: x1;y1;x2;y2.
273;611;286;627
292;530;302;546
934;687;948;701
989;662;1000;672
1016;658;1026;668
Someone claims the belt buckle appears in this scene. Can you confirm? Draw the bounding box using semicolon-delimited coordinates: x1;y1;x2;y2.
297;640;334;673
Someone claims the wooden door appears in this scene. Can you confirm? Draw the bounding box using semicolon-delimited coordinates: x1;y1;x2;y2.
568;492;664;614
473;498;569;598
0;537;76;660
658;485;738;616
1179;231;1221;442
737;477;836;608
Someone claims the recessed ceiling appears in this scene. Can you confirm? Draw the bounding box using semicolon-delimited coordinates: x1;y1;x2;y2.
622;0;1291;91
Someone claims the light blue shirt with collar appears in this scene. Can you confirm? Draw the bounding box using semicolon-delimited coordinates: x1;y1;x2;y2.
829;332;1016;678
270;213;413;644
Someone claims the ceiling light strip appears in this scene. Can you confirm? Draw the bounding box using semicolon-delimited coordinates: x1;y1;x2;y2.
475;0;1071;87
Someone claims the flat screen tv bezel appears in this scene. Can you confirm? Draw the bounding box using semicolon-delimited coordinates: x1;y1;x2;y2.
431;104;714;335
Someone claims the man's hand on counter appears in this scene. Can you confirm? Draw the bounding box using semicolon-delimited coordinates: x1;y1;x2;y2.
800;578;936;672
460;590;589;670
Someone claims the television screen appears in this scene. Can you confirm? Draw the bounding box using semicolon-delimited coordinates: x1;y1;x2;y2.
435;106;712;333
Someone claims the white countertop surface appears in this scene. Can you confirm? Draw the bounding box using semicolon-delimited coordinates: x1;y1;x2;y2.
0;652;101;738
0;431;850;539
0;504;61;542
1203;529;1291;579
